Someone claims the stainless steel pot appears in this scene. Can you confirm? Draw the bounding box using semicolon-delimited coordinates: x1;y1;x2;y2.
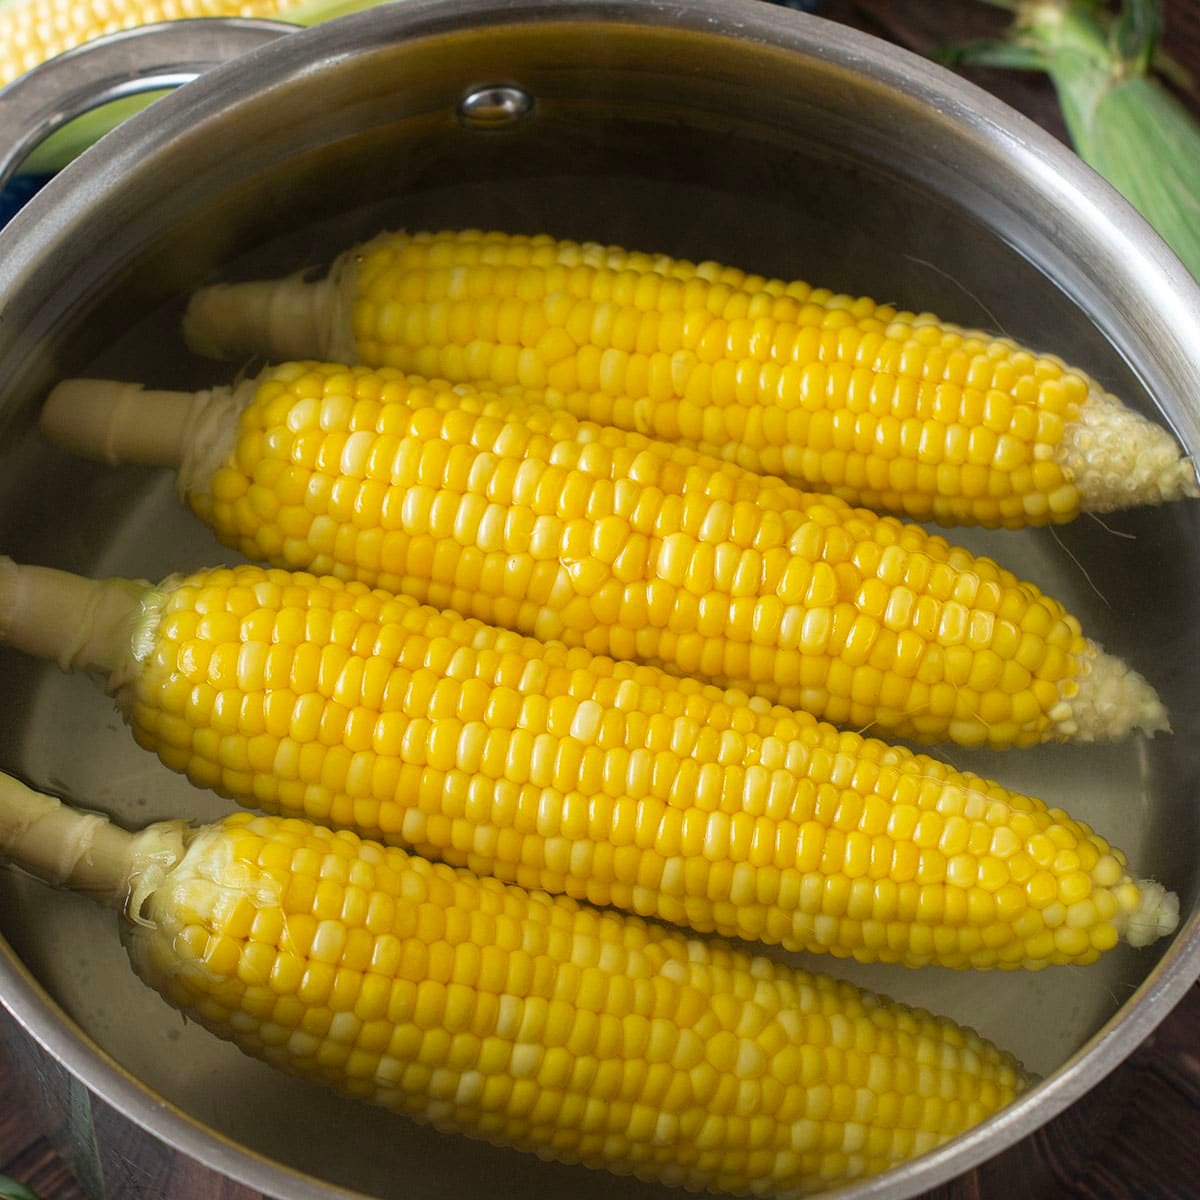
1;3;1198;1197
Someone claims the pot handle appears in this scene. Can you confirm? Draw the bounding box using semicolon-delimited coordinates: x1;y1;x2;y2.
0;17;297;190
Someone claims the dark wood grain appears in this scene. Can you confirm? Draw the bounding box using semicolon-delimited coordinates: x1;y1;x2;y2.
2;1;1199;1198
925;986;1200;1200
826;0;1073;141
0;1127;86;1200
0;1038;87;1200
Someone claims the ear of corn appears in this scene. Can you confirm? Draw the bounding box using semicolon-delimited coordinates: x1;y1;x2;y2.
0;0;282;91
40;363;1169;750
179;228;1199;527
0;770;1032;1196
0;556;1178;968
0;0;386;175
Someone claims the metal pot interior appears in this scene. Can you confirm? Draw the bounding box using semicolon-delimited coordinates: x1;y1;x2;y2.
0;4;1197;1198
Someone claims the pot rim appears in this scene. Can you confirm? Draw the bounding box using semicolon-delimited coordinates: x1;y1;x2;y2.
2;2;1199;1198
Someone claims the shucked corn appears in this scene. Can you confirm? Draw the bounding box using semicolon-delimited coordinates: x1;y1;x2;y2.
0;557;1178;969
180;228;1199;527
41;362;1169;749
0;0;384;175
0;771;1031;1195
0;0;376;88
0;0;275;88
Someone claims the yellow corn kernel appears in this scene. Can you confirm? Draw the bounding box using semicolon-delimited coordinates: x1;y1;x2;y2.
181;229;1199;528
147;362;1164;750
0;0;332;89
120;809;1031;1196
0;558;1153;972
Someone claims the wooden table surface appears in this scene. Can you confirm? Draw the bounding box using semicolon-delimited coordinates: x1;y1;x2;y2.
3;1;1200;1198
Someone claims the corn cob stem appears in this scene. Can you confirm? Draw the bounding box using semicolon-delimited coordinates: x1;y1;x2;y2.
0;560;163;683
180;230;1198;526
182;269;355;364
40;378;245;498
0;771;183;909
0;555;1179;966
0;771;1034;1195
40;363;1169;749
0;554;148;677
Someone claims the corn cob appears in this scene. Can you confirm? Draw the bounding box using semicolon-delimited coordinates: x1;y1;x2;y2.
179;228;1198;527
0;556;1178;969
0;0;384;174
0;0;278;89
41;362;1168;750
0;771;1032;1195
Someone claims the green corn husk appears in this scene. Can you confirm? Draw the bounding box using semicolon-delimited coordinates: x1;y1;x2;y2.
0;1176;41;1200
1;0;392;176
947;0;1200;280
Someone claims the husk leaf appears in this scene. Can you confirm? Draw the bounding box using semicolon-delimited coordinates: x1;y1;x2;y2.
951;0;1200;279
